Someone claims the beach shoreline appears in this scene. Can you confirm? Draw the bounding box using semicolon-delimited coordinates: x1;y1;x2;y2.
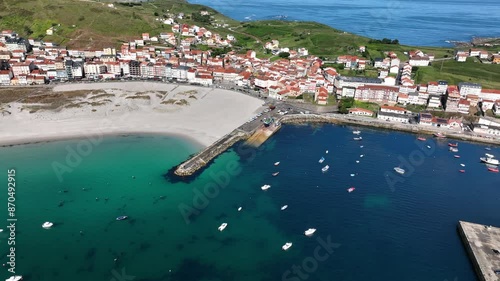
0;82;265;148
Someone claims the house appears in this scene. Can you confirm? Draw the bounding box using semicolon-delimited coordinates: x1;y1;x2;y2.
380;105;407;115
389;64;399;74
0;69;13;85
349;108;373;117
458;99;470;114
427;95;441;108
268;85;282;100
479;51;489;59
315;87;329;105
482;99;495;111
46;27;54;36
359;46;366;53
466;94;479;107
458;82;482;97
409;56;430;66
493;101;500;116
418;112;433;126
472;117;500;136
445;85;461;112
377;105;410;123
455;51;468;62
397;93;409;105
354;85;399;104
469;49;482;57
341;86;356;98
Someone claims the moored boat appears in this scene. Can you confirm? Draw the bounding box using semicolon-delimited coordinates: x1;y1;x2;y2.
5;276;23;281
304;228;316;236
427;145;431;149
218;223;228;231
394;167;405;174
417;137;426;141
261;184;271;191
321;165;329;172
353;137;363;141
485;147;492;151
488;167;499;172
454;155;460;158
480;157;499;165
282;242;293;251
42;222;54;229
448;142;458;147
116;216;128;221
353;130;361;135
459;170;465;173
281;205;288;211
326;150;329;154
238;207;242;211
272;172;279;177
449;147;458;152
460;164;465;167
433;133;446;138
274;161;280;166
318;157;325;164
347;187;355;193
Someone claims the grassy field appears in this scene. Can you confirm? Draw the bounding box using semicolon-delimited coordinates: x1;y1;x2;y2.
353;100;380;113
414;58;500;89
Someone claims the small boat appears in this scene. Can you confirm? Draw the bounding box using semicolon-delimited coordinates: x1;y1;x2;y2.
238;207;242;211
485;153;495;158
353;137;363;141
350;173;355;177
360;145;364;148
326;150;329;154
5;276;23;281
282;242;293;251
321;165;329;172
417;137;426;141
281;205;288;211
218;223;228;231
304;228;317;236
274;162;280;166
272;172;279;177
318;157;325;164
459;170;465;173
448;142;458;147
356;160;360;163
433;133;446;138
116;216;128;221
460;164;465;167
347;187;355;193
454;155;460;158
449;147;458;152
360;154;364;158
488;167;499;172
353;130;361;135
485;147;492;151
394;167;405;174
261;184;271;191
42;222;54;229
427;145;431;149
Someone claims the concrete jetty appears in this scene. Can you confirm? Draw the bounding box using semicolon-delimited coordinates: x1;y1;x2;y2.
174;129;249;176
245;122;282;147
458;221;500;281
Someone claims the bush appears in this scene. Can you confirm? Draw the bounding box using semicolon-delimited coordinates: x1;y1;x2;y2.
278;52;290;58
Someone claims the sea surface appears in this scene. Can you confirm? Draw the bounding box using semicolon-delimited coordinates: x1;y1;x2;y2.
188;0;500;46
1;126;500;281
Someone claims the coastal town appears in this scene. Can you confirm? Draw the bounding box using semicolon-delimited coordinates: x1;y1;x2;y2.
1;9;500;140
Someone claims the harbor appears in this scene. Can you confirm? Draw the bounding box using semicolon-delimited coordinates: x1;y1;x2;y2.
458;221;500;281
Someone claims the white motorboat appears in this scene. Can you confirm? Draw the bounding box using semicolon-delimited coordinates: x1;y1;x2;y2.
282;242;293;251
218;223;228;232
449;147;458;153
272;172;280;177
394;167;405;174
350;173;355;177
356;160;360;163
42;222;54;229
304;228;317;236
480;157;499;165
5;276;23;281
261;184;271;191
353;130;361;135
360;154;364;158
237;207;242;211
360;145;364;148
460;164;465;167
427;145;431;149
318;157;325;164
274;162;280;166
321;165;329;172
281;205;288;211
326;150;329;154
353;137;362;141
485;153;495;158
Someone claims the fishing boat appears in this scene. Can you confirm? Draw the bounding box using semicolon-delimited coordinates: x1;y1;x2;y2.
318;157;325;164
304;228;317;236
274;161;280;166
454;155;460;158
449;147;458;152
480;157;499;165
347;187;355;193
353;130;361;135
433;132;446;138
448;142;458;147
42;222;54;229
116;216;128;221
238;207;242;211
281;205;288;211
459;170;465;173
282;242;293;251
272;172;279;177
261;184;271;191
485;153;495;158
394;167;405;174
488;167;499;172
321;165;329;172
417;137;426;141
353;137;363;141
218;223;228;231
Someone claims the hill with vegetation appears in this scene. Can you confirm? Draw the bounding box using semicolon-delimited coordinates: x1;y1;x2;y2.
0;0;499;88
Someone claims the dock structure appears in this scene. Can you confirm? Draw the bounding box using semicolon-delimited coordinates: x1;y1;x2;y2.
245;122;282;147
174;129;249;176
458;221;500;281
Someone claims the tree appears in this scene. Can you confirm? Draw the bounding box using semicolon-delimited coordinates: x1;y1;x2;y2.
154;12;159;16
338;97;355;114
278;52;290;59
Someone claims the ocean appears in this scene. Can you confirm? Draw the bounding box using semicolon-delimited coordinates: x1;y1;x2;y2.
1;125;499;281
188;0;500;46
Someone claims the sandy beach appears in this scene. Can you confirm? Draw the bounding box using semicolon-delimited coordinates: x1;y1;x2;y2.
0;82;265;147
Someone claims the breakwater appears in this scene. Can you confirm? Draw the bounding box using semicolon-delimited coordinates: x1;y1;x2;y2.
173;129;249;176
458;221;500;281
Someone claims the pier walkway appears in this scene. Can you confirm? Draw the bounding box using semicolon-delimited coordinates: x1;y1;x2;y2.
458;221;500;281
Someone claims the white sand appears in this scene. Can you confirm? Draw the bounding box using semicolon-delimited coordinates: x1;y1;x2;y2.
0;82;265;147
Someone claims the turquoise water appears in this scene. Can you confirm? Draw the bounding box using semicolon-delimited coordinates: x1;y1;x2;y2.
1;126;499;281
